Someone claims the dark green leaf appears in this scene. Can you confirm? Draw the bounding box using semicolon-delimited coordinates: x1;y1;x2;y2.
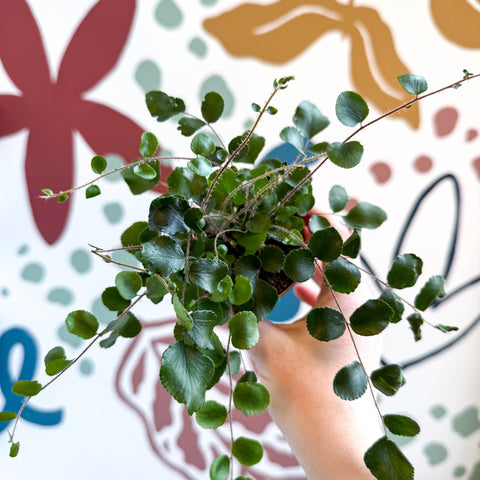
307;141;329;155
196;400;227;428
275;206;298;222
102;286;130;312
324;258;361;293
139;131;158;157
228;351;241;376
118;312;141;338
91;155;107;174
121;221;148;252
234;382;270;415
333;361;368;400
167;166;207;199
246;213;271;234
279;126;306;155
191;132;215;157
364;436;414;480
384;415;420;437
12;380;42;397
122;160;160;194
259;245;285;273
350;299;392;336
115;271;142;300
251;103;261;113
397;74;428;95
141;237;185;276
202;92;224;123
229;311;259;350
189;258;229;293
414;275;445;311
172;293;194;330
435;324;458;333
342;229;361;258
308;214;330;232
387;254;423;289
177;116;206;136
344;202;387;229
0;412;17;422
308;226;343;262
145;275;168;304
146;90;185;122
85;184;101;199
294;193;315;216
335;91;369;127
133;163;157;180
232;437;263;466
293;100;329;139
379;290;404;323
210;275;233;302
9;442;19;457
233;255;261;286
234;231;267;255
230;275;253;305
188;156;213;177
267;106;278;115
57;193;69;203
65;310;98;339
44;346;71;376
184;207;204;233
329;184;348;212
210;455;230;480
371;364;406;396
238;133;265;164
327;141;363;168
160;340;215;414
253;278;278;320
211;169;246;207
187;310;218;349
284;249;315;283
407;313;423;342
307;307;346;341
149;195;190;235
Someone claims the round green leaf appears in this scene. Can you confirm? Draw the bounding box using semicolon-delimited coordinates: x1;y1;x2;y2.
133;163;157;180
102;286;131;312
407;313;423;342
210;275;233;302
342;229;361;259
284;248;315;283
44;346;72;376
233;382;270;415
329;184;348;212
384;414;420;437
267;106;277;115
189;258;229;293
160;340;215;414
85;184;101;199
9;442;20;458
201;92;224;123
0;412;17;422
178;116;206;136
308;214;330;233
122;160;160;194
210;455;230;480
121;221;148;250
350;299;392;336
141;237;185;277
387;253;423;289
324;258;361;293
191;132;215;157
57;193;69;203
371;364;406;396
196;400;227;429
148;195;190;235
139;131;158;157
333;361;368;400
259;245;285;273
294;193;315;216
335;91;369;127
397;74;428;95
232;437;263;466
91;155;107;174
228;351;241;376
307;307;346;341
146;275;168;304
344;202;387;229
379;290;404;323
65;310;99;339
308;226;343;262
115;271;142;300
172;293;194;331
327;141;363;169
414;275;445;311
12;380;42;397
229;275;253;305
251;102;261;113
253;278;279;320
229;311;259;350
293;100;329;139
146;90;185;122
188;156;213;176
279;126;306;154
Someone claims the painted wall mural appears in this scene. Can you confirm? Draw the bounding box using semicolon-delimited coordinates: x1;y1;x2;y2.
1;1;479;479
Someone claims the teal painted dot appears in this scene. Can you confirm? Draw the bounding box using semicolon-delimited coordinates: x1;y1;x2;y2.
79;359;94;375
469;462;480;480
47;287;74;306
70;249;92;274
200;75;234;118
103;203;124;224
91;297;116;325
104;154;125;183
244;119;254;130
155;0;183;29
430;404;447;419
135;60;161;92
200;0;218;5
454;465;466;477
188;37;207;58
423;442;448;466
21;262;45;283
57;324;82;348
17;244;29;255
1;287;9;297
452;406;480;437
111;249;141;270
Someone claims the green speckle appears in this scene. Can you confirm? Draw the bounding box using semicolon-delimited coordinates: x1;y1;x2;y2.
79;359;94;375
104;154;125;183
1;287;9;297
70;249;92;274
200;75;234;118
200;0;218;5
17;244;29;255
430;404;447;419
135;60;161;92
155;0;183;29
452;406;480;437
103;203;124;224
454;465;466;477
91;297;116;325
469;462;480;480
188;37;207;58
423;442;448;465
244;119;254;130
21;263;45;283
57;323;82;348
47;288;74;306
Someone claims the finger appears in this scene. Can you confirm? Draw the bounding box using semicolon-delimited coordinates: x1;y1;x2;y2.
293;284;318;306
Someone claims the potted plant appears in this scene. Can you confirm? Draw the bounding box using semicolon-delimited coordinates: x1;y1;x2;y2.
2;70;478;480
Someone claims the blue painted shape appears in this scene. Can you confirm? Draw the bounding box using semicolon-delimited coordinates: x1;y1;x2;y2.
0;327;63;432
267;286;301;323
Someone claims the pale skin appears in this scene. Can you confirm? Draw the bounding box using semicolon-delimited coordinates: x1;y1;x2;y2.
249;215;383;480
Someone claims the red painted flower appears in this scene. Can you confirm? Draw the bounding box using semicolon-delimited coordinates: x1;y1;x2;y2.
0;0;170;244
